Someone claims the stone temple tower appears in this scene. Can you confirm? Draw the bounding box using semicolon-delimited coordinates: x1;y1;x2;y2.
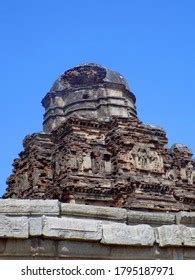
3;63;195;212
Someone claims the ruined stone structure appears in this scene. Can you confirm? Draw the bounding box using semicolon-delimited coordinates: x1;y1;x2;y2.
1;63;195;260
3;63;195;212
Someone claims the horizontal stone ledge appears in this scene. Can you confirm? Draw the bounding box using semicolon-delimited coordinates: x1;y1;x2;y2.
101;224;155;246
42;216;102;241
127;211;176;226
0;199;59;216
156;225;195;247
61;203;127;222
176;212;195;225
0;216;28;239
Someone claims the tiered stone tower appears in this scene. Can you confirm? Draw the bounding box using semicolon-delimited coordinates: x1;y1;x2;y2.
3;63;195;212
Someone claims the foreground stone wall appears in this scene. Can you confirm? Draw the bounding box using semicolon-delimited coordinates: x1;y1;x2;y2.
0;199;195;259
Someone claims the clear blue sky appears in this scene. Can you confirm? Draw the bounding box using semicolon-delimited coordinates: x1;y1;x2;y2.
0;0;195;196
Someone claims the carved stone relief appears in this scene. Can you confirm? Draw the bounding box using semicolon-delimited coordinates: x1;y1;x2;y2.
68;151;92;173
180;162;194;184
129;144;164;172
166;169;176;181
185;162;194;184
67;155;77;170
91;150;103;174
82;154;92;172
90;150;111;174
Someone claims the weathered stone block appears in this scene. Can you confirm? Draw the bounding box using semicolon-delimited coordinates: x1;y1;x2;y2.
0;199;59;216
101;224;155;246
127;211;175;226
43;217;102;240
157;225;181;246
0;216;28;238
61;203;127;221
29;217;42;236
176;211;195;225
157;225;193;247
183;227;195;246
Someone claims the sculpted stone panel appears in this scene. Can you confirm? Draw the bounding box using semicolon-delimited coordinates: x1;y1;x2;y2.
54;147;111;176
90;150;109;175
67;152;78;170
82;154;92;172
129;144;164;172
91;150;102;174
185;162;194;184
75;152;93;173
66;149;112;175
180;162;194;184
76;152;84;172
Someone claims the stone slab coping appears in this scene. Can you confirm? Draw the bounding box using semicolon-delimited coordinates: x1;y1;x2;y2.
0;199;59;216
0;199;194;226
127;211;176;226
60;203;127;221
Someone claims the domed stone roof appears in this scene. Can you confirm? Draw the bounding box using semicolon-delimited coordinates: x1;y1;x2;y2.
50;63;129;92
42;63;137;131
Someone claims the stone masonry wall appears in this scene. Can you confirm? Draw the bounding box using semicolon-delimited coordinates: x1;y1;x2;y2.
0;199;195;259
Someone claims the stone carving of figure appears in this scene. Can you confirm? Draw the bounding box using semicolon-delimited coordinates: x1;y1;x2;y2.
185;162;193;184
129;144;163;172
137;148;148;168
100;159;105;174
148;150;163;171
76;152;84;172
91;150;104;174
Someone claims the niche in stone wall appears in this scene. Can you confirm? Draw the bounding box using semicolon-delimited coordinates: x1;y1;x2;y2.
82;154;92;173
90;151;111;174
90;152;99;174
103;154;111;173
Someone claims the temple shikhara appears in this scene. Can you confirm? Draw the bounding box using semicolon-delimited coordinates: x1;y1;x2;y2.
3;63;195;211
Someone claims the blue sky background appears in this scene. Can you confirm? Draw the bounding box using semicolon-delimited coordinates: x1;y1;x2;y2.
0;0;195;196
